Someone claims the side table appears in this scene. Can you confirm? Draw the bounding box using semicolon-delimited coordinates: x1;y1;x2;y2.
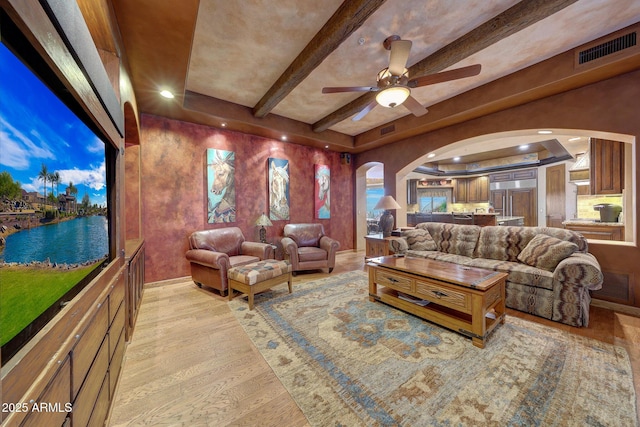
364;234;403;259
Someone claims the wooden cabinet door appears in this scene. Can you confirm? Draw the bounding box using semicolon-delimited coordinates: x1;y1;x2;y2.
407;179;418;204
490;189;506;216
546;164;566;228
454;178;468;203
468;176;489;202
590;138;624;194
510;188;537;227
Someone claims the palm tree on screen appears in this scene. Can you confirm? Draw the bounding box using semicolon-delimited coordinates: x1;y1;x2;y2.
68;181;78;212
38;163;48;209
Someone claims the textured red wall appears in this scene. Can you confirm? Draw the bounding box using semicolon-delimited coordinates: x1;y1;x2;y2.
124;144;141;239
139;114;354;283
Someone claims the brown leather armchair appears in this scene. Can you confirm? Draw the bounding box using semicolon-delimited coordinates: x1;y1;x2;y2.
185;227;274;295
281;223;340;274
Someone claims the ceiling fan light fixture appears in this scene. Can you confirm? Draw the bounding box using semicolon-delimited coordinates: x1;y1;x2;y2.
376;86;410;108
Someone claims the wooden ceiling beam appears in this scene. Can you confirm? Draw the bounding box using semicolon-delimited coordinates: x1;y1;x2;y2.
252;0;386;118
312;0;579;133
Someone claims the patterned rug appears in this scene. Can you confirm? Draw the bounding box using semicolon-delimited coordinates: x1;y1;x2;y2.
229;271;638;426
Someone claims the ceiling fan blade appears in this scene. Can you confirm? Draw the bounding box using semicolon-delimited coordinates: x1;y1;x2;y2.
352;100;378;121
408;64;482;88
322;86;377;94
388;40;412;76
403;95;428;117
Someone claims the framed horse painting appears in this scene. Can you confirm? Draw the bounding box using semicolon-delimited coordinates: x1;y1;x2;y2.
268;157;290;221
314;164;330;218
207;149;236;223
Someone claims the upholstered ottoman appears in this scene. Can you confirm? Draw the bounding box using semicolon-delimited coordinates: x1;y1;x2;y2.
227;259;292;310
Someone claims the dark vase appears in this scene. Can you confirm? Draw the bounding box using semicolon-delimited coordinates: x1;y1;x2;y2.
379;211;394;237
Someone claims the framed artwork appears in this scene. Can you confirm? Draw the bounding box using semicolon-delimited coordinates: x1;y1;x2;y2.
314;164;330;218
268;157;290;220
207;149;236;223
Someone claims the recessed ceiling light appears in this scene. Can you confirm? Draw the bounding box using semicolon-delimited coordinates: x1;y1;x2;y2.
325;145;329;149
519;144;530;150
568;137;581;141
427;153;436;158
159;89;174;99
453;156;461;162
281;135;287;141
538;130;552;134
221;122;227;127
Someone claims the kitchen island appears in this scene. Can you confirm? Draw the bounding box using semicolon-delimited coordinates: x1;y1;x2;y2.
563;219;624;241
407;212;523;227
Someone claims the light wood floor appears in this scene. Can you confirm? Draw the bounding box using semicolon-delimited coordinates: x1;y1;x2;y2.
107;251;640;426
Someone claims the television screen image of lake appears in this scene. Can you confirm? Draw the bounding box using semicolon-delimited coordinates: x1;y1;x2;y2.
1;216;108;265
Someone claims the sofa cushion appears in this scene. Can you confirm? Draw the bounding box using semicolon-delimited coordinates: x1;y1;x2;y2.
417;223;481;257
297;246;328;262
474;226;536;262
402;228;436;251
284;223;324;247
474;226;588;262
517;234;578;271
189;227;244;256
467;257;555;291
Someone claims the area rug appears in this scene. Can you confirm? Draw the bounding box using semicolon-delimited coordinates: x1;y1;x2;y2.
229;271;638;426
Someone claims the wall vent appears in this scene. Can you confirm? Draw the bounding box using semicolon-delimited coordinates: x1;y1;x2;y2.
578;31;636;64
574;24;640;69
380;124;395;135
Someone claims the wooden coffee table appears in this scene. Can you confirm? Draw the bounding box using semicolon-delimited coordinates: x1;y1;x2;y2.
368;256;508;348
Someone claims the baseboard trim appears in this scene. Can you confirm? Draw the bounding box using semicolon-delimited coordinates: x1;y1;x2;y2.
591;299;640;317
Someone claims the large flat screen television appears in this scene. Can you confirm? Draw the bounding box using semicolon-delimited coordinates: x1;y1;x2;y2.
0;14;115;364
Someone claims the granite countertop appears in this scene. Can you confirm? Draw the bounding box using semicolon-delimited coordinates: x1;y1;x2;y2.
562;219;624;227
497;216;524;221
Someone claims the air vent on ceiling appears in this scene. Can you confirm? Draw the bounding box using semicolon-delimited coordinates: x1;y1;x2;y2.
380;124;395;135
576;31;638;65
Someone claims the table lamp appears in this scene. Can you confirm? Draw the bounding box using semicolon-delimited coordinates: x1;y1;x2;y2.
255;212;273;243
374;195;402;237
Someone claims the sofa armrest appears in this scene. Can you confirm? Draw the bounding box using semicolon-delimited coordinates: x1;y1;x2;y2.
553;252;603;291
319;235;340;254
319;236;340;268
185;249;230;270
241;241;274;259
281;237;299;267
389;238;408;254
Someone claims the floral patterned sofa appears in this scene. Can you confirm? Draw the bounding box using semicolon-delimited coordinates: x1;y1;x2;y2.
390;222;603;327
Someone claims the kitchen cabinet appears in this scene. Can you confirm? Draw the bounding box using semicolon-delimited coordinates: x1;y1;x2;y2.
467;176;489;202
564;223;624;241
590;138;624;195
453;176;489;203
489;169;537;182
407;179;418;204
453;178;468;203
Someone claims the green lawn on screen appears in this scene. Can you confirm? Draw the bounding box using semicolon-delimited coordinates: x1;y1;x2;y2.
1;264;98;346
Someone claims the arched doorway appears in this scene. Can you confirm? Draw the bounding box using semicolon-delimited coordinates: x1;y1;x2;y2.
355;162;383;250
392;129;634;241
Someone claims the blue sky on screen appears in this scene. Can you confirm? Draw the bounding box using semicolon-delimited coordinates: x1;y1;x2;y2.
0;44;107;207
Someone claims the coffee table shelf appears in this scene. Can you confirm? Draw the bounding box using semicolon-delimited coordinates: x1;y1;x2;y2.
368;256;507;348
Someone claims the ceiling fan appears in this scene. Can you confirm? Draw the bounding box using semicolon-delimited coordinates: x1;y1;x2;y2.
322;35;482;121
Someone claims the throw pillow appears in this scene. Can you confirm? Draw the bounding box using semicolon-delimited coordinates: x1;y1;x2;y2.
402;228;436;251
517;234;578;271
